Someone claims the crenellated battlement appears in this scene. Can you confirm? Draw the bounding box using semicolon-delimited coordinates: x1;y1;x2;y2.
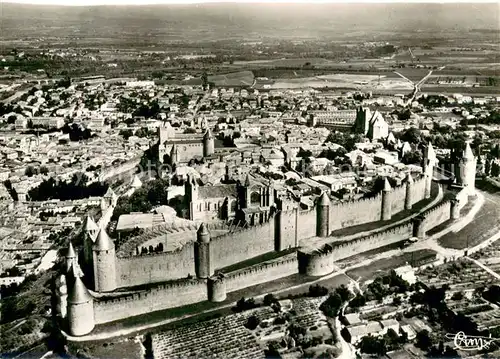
117;221;232;257
224;255;297;279
118;241;195;261
420;199;451;218
94;278;206;307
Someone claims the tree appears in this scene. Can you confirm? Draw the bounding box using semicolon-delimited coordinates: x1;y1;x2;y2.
397;109;412;122
24;166;36;177
358;335;387;356
400;127;422;145
335;285;351;303
201;72;209;89
7;115;16;124
320;293;342;317
297;149;313;158
245;315;260;330
416;330;432;351
485;159;492;176
451;291;464;301
491;145;500;159
349;294;366;310
263;293;278;306
183;128;197;134
491;162;500;178
308;284;328;297
265;341;282;359
402;150;423;165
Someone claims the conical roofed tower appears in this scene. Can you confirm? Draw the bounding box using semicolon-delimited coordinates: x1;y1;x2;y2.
67;275;95;336
197;222;211;243
381;177;392;221
92;228;116;292
317;192;330;237
458;141;477;195
195;223;212;278
203;128;214;157
66;241;77;273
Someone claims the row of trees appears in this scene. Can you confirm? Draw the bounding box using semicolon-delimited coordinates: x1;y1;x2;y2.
111;178;170;221
28;173;108;201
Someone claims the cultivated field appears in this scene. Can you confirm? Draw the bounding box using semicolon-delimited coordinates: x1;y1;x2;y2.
269;74;413;91
152;308;270;359
208;71;254;87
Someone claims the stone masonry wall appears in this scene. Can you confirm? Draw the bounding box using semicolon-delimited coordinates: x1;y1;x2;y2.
210;219;275;270
223;255;298;293
93;279;207;325
329;194;382;231
116;243;195;288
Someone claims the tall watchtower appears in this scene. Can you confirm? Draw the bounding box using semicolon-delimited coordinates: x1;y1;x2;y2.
381;177;392;221
92;228;117;292
65;241;77;273
317;192;330;237
203;128;215;157
457;141;477;196
423;142;438;199
83;215;98;266
194;223;212;279
170;143;180;165
67;273;95;336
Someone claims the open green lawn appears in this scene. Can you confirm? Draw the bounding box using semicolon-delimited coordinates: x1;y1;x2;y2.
438;190;500;249
346;249;437;282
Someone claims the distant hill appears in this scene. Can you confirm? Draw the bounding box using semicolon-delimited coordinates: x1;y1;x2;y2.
1;3;498;42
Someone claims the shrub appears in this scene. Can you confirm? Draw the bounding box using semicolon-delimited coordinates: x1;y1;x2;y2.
308;284;328;297
245;315;260;330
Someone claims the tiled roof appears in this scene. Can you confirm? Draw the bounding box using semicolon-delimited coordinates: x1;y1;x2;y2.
198;184;237;200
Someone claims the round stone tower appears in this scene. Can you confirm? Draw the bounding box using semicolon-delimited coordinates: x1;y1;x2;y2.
208;274;227;302
316;192;330;237
423;142;438;199
450;198;461;220
404;173;413;211
195;223;213;279
170;143;180;165
413;215;426;239
92;228;117;292
203;128;215;157
458;141;477;196
67;275;95;336
83;215;99;266
65;241;77;273
381;177;392;221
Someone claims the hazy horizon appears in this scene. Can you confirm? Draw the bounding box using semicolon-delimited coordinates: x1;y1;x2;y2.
1;2;498;43
3;0;498;5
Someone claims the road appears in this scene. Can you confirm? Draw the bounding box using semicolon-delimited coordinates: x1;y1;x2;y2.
394;70;433;106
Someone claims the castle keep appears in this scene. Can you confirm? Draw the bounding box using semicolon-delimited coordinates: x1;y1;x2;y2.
57;143;477;337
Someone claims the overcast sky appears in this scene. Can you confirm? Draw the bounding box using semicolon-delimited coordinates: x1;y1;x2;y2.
3;0;497;5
